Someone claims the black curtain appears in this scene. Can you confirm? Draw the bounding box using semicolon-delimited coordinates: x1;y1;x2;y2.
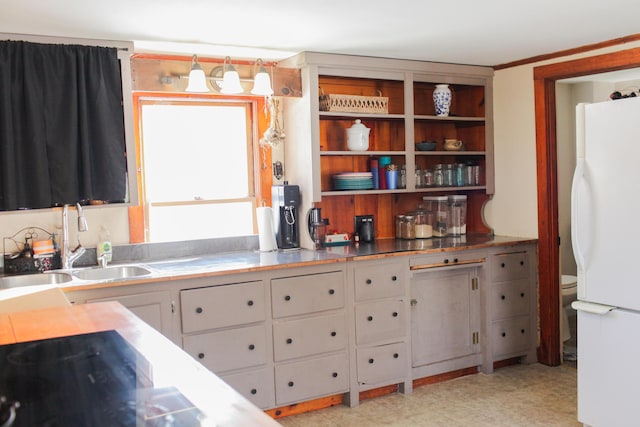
0;40;127;211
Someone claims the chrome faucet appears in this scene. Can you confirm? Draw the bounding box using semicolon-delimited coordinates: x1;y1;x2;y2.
61;203;88;269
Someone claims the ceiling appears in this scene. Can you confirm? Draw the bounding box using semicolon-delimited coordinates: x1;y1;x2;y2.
2;0;640;66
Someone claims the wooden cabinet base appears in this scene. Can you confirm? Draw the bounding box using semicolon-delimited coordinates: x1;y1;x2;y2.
266;366;479;419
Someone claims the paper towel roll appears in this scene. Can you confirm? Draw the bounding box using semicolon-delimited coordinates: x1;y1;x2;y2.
257;207;278;252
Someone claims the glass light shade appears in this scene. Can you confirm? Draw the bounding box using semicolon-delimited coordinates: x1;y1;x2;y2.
251;70;274;96
220;69;243;94
185;67;209;92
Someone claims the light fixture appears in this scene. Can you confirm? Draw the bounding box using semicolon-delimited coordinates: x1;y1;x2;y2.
185;55;210;93
251;58;274;96
220;56;243;94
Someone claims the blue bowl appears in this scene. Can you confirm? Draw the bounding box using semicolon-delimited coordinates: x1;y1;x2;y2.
416;141;437;151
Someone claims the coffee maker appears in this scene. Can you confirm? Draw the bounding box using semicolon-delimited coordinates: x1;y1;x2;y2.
272;182;300;249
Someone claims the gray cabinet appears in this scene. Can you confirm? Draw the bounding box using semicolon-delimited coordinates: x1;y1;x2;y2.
409;252;484;379
484;244;537;372
270;267;349;406
349;258;411;407
179;279;274;409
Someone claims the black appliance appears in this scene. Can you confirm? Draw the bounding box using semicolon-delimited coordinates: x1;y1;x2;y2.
0;330;200;426
272;182;300;249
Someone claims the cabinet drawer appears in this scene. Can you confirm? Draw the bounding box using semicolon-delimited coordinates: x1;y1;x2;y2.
273;313;347;362
356;342;407;386
410;250;486;270
271;271;344;318
182;324;267;373
490;278;530;319
491;316;531;357
275;353;348;405
490;252;529;282
355;300;406;345
354;263;404;301
220;368;275;410
181;281;265;333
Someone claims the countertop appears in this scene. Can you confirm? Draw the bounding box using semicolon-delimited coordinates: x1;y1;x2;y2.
0;301;281;426
2;234;537;293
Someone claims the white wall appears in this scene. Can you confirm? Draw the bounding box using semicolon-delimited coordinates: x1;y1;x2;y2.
485;41;640;239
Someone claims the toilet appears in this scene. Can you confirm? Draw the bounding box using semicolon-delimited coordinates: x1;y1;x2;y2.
561;275;578;342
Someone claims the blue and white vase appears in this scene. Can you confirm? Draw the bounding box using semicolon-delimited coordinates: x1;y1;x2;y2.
433;84;452;117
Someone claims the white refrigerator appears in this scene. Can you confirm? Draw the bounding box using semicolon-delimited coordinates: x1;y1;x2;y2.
571;97;640;427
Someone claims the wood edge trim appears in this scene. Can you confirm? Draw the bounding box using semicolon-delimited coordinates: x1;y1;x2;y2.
494;33;640;70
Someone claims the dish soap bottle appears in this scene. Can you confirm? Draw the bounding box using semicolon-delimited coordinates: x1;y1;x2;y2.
97;226;112;266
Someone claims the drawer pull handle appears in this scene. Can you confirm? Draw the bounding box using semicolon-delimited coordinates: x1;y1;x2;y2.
391;275;397;281
248;344;255;350
367;316;373;322
284;295;291;301
393;353;399;359
520;261;525;266
501;295;506;300
501;263;506;268
520;292;525;298
198;353;205;359
392;312;398;317
332;372;338;378
286;338;293;344
501;332;506;337
247;300;254;306
331;331;337;337
195;307;203;314
288;381;294;387
366;279;372;285
329;289;335;295
368;358;374;364
251;389;257;395
444;259;449;264
453;258;459;263
521;329;526;334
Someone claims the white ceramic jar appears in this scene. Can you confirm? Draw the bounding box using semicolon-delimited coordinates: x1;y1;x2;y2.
346;119;370;151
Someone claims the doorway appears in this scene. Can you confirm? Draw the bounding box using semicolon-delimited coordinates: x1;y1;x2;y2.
533;47;640;366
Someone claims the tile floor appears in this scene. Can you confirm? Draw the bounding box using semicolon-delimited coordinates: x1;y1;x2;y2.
278;363;580;427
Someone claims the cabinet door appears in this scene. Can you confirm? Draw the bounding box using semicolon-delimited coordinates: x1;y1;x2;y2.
271;271;344;318
355;300;406;345
180;281;265;333
273;313;347;362
182;325;267;373
274;353;348;405
88;290;172;337
411;266;481;367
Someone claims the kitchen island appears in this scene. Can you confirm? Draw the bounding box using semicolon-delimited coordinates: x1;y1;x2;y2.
0;301;281;426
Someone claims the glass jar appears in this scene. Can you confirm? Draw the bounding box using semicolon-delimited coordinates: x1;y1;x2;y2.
443;164;454;187
395;215;404;239
402;215;416;239
433;164;444;187
424;168;434;187
454;163;465;186
415;169;424;188
413;206;433;239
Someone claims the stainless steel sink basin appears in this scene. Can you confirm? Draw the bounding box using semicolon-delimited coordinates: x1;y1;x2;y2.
0;272;74;288
71;265;152;281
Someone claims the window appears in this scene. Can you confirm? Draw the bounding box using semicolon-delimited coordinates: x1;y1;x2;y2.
138;98;258;242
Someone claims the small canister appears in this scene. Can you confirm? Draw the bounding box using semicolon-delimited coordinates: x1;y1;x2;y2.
448;195;467;235
402;215;416;239
413;205;433;239
395;215;405;239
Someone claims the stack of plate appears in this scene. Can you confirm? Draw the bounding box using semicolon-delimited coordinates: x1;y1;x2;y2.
333;172;374;190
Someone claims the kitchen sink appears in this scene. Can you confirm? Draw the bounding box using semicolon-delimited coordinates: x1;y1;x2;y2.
71;265;152;281
0;272;74;288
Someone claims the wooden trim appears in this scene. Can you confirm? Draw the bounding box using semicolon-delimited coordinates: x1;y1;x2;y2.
533;47;640;366
495;33;640;70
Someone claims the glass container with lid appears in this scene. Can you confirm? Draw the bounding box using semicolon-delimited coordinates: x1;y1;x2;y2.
448;195;467;235
423;195;449;237
412;205;433;239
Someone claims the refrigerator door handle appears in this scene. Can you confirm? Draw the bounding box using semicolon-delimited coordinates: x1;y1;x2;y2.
572;300;615;315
